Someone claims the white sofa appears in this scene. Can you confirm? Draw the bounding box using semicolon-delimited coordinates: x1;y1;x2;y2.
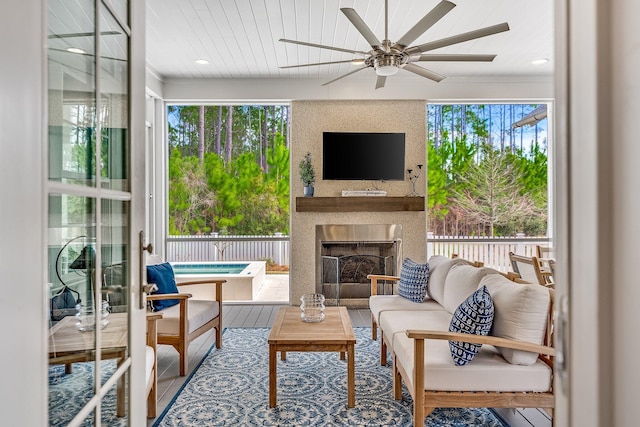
368;255;555;427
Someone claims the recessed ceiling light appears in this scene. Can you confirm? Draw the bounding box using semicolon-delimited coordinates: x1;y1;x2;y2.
531;58;549;65
67;47;86;54
194;59;209;65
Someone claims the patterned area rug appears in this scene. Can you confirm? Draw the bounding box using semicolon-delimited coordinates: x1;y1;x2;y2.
49;360;126;427
154;327;509;426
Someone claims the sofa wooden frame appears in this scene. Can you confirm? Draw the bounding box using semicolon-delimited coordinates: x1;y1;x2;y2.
368;265;555;427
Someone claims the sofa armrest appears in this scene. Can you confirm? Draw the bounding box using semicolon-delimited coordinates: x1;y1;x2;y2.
406;329;555;357
367;274;400;296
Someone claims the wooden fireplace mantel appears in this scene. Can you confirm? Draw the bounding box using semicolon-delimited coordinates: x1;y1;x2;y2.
295;196;425;212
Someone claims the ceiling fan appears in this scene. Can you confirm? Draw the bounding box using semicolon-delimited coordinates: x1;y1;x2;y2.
279;0;509;89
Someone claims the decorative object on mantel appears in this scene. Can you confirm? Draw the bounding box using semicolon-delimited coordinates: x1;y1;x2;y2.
300;293;325;322
406;164;423;197
299;151;315;197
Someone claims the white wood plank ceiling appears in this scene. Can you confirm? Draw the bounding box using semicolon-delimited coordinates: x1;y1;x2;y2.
145;0;552;83
48;0;551;84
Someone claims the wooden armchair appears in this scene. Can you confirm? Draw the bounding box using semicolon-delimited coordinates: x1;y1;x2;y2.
146;256;225;376
509;251;552;287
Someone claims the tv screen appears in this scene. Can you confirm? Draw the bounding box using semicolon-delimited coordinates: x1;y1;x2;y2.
322;132;406;181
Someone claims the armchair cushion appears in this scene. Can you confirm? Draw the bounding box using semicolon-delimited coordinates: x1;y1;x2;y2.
397;258;430;303
147;262;179;310
448;285;494;366
156;300;220;335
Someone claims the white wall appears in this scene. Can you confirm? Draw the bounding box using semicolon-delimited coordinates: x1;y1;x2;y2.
159;76;552;102
0;0;47;425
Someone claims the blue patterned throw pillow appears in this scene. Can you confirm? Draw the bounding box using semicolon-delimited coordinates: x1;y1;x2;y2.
397;258;430;303
448;285;494;366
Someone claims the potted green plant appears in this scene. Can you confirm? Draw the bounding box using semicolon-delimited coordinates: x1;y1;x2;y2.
299;152;315;197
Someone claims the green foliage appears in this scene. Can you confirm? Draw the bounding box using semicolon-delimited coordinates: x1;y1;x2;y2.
167;105;290;236
427;104;549;236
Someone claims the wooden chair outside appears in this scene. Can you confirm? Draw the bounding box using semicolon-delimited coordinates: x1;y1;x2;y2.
146;256;225;376
536;245;555;260
509;252;551;287
535;245;556;285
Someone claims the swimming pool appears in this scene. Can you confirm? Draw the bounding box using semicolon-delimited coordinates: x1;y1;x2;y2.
171;261;266;301
172;263;249;275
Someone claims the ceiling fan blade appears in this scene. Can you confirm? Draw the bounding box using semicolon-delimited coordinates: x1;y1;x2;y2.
279;38;369;55
407;22;510;54
375;75;387;90
416;54;496;62
321;65;369;86
280;60;357;69
341;8;382;48
396;0;456;48
402;63;445;82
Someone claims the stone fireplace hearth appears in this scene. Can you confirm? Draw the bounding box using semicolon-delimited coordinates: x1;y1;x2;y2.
316;224;402;305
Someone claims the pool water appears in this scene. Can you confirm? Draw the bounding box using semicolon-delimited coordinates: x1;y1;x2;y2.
172;263;249;275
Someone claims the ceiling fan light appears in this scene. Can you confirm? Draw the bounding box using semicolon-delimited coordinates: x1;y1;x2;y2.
374;55;400;76
375;64;398;76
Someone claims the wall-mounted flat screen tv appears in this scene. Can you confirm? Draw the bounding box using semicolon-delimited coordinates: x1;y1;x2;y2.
322;132;406;181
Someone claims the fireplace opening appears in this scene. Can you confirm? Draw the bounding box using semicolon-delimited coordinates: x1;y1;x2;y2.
316;225;402;306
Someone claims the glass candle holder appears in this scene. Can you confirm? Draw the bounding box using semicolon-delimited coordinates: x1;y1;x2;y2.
300;293;325;323
75;300;110;332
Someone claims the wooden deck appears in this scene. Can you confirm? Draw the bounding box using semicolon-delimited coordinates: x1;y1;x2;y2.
147;304;552;426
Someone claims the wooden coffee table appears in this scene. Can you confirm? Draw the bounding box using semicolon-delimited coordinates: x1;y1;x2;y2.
49;313;128;416
268;306;356;408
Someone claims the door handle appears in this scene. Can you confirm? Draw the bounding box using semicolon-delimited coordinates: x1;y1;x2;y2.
139;231;153;309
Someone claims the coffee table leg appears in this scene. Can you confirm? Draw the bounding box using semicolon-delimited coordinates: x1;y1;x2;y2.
269;344;277;407
347;343;355;407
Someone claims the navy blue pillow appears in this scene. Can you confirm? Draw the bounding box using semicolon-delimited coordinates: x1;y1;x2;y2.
448;285;494;366
397;258;430;303
147;262;179;310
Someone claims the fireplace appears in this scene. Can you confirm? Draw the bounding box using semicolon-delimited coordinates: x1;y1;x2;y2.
316;224;402;305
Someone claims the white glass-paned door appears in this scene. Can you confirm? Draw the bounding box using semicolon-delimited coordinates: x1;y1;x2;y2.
47;0;145;425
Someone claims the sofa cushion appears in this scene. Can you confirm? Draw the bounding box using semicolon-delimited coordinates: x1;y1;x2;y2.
480;274;551;365
448;285;494;366
397;258;430;303
147;262;180;310
427;258;470;305
442;264;499;314
369;295;445;326
156;300;220;336
393;331;552;392
378;310;453;350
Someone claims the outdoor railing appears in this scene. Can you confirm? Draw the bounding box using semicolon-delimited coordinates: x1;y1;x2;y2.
166;232;550;274
428;232;551;272
166;233;290;266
